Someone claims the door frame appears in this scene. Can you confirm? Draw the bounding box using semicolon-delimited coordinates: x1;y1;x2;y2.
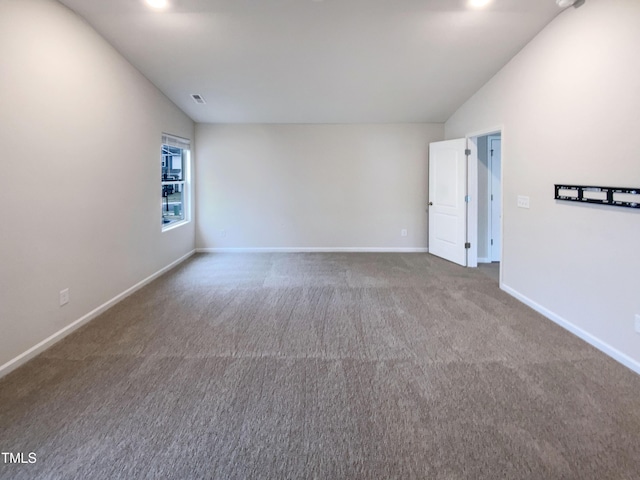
465;126;504;284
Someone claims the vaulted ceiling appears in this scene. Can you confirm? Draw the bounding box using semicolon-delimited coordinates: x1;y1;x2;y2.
57;0;564;124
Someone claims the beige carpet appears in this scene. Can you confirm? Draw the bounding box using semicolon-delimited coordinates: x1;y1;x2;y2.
478;262;500;283
1;253;639;479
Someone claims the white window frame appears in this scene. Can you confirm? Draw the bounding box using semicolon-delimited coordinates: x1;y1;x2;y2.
161;133;191;232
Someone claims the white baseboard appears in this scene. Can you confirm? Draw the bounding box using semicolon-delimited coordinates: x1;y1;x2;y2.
196;247;429;253
0;250;196;379
477;257;491;263
501;283;640;375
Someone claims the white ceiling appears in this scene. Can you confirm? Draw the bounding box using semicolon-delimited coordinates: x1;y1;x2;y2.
57;0;564;124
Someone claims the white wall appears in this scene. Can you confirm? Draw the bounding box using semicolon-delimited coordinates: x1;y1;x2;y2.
446;0;640;369
0;0;195;371
196;124;443;250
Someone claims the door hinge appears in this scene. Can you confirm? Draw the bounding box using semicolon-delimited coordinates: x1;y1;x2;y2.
465;149;471;156
491;194;494;201
465;195;471;203
491;239;494;246
465;242;471;249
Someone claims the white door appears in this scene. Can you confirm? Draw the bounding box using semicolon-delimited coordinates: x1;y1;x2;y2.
489;137;502;262
428;138;468;266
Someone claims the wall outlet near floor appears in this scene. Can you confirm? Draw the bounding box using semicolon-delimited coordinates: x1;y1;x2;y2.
517;195;530;209
59;288;69;307
401;229;408;237
635;314;640;334
219;229;226;237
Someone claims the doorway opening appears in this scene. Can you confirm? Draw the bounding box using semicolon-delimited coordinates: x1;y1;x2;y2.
478;134;501;262
426;130;503;280
467;129;502;283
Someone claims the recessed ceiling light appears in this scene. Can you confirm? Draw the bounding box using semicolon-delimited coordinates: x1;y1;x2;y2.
556;0;585;7
145;0;169;10
191;94;206;105
468;0;492;8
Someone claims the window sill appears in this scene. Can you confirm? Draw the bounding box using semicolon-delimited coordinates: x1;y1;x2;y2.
162;219;190;232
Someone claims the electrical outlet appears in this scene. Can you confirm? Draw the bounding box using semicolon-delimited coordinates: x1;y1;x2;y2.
635;314;640;334
401;229;408;237
59;288;69;307
219;229;226;237
517;195;530;209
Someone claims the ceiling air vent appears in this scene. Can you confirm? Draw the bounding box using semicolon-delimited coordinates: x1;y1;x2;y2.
191;94;206;104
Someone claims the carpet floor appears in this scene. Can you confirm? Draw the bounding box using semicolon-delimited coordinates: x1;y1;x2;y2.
1;253;639;479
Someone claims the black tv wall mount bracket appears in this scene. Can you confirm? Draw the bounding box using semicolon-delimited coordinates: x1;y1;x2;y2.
554;184;640;209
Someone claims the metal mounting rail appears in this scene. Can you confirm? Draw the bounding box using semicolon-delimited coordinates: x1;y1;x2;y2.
554;184;640;209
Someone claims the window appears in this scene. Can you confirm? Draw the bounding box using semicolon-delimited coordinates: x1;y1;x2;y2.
161;134;190;230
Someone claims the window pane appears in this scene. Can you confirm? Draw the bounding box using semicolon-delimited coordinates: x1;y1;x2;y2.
161;145;184;181
162;183;184;226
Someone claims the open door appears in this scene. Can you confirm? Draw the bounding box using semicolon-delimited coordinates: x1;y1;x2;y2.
428;138;468;266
